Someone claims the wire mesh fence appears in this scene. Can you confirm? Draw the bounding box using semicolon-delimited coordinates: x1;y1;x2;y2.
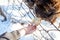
0;0;60;40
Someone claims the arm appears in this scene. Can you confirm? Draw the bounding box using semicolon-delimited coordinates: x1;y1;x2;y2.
3;23;36;40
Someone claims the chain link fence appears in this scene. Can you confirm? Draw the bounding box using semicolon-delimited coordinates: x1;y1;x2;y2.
0;0;60;40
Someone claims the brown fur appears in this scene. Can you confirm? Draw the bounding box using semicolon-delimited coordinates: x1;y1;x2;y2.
24;0;60;28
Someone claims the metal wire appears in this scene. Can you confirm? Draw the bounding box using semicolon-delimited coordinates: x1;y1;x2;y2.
0;0;60;40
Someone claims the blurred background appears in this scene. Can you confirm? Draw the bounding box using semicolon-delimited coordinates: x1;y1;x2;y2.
0;0;60;40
